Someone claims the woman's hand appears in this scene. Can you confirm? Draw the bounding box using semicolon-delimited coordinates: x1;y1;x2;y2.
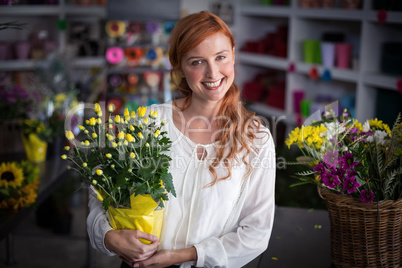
134;247;197;268
104;229;160;265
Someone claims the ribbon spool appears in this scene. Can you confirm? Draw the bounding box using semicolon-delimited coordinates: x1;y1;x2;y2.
106;47;125;65
125;47;142;67
126;21;141;45
127;73;139;85
106;21;126;38
108;74;122;88
146;21;160;35
163;21;175;35
144;72;161;88
145;47;163;66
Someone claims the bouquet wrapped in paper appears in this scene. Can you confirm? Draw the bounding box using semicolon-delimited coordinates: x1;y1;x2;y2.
62;104;175;242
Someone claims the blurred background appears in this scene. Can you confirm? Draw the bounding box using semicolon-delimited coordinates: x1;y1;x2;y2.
0;0;401;267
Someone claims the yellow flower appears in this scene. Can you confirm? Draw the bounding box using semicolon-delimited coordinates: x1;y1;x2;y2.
78;125;85;131
89;117;97;126
130;125;134;131
84;140;90;146
92;133;98;139
83;163;87;167
118;131;125;140
108;104;114;113
137;106;147;118
130;152;136;159
0;162;24;189
65;130;75;141
154;129;160;138
94;103;102;117
97;118;102;124
123;140;128;146
61;154;67;160
64;146;70;151
138;132;144;139
131;111;136;118
149;111;158;119
145;143;150;147
125;133;135;142
95;169;103;175
143;117;149;124
161;120;165;126
107;134;114;141
92;179;97;185
112;142;118;148
115;115;121;124
369;118;391;133
105;153;112;159
124;108;130;121
55;93;67;104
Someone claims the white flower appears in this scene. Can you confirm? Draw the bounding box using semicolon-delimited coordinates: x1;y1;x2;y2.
366;130;388;144
323;121;346;140
362;121;371;132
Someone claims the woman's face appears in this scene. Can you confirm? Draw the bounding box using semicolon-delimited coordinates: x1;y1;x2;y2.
181;32;235;104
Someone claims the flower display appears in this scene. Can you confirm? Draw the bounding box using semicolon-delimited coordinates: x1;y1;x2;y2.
0;84;35;122
0;161;40;213
62;104;176;210
286;110;402;203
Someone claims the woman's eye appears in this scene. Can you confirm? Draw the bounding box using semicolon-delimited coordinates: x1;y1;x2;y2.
217;55;226;60
191;60;203;66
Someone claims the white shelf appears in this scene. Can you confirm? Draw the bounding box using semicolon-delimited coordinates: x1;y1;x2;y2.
363;72;400;91
240;5;291;17
295;8;365;21
0;5;60;16
366;10;402;24
72;57;105;68
65;6;106;17
238;52;288;71
0;60;41;71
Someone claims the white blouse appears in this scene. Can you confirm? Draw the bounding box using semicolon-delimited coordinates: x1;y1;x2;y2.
87;102;276;268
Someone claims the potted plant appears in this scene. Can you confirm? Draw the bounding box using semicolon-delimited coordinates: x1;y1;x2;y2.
62;104;176;242
285;109;402;267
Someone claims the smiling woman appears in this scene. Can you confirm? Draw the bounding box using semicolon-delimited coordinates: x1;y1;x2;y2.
87;11;276;268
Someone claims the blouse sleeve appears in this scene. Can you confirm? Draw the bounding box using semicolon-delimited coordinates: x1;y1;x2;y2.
86;186;116;256
193;134;276;268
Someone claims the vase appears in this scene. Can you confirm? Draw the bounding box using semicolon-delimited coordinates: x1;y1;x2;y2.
336;43;353;69
318;186;402;268
321;42;335;68
21;133;48;163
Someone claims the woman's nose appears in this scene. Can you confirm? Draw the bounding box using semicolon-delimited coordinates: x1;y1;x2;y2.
205;62;218;79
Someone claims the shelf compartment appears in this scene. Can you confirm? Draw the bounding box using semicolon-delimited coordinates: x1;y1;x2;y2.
247;102;295;124
296;62;359;83
64;6;106;17
363;72;401;91
366;11;402;24
295;8;364;21
72;57;105;68
0;60;40;71
238;52;288;71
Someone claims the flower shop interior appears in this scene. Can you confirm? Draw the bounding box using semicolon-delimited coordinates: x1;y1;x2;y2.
1;0;402;268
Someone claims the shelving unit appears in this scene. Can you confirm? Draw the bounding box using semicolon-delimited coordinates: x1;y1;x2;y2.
0;2;106;72
234;0;402;135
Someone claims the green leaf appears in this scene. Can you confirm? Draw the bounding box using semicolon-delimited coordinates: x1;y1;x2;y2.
161;172;176;197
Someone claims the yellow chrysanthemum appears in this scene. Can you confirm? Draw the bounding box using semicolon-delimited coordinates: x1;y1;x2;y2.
92;133;98;139
138;132;144;139
94;103;102;116
88;117;97;126
369;118;391;133
0;162;24;189
149;111;158;119
137;106;147;118
115;115;121;124
118;131;125;140
95;169;103;176
131;111;136;118
126;133;135;142
124;108;130;121
65;130;75;141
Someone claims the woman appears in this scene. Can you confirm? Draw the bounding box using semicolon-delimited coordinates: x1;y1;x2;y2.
87;11;276;268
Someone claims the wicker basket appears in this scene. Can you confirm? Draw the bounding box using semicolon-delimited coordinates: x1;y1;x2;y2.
318;186;402;268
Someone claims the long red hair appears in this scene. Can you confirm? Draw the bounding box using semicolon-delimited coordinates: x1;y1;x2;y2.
169;11;266;186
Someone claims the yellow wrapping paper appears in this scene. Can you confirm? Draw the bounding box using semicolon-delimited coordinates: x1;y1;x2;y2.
21;133;48;163
96;190;164;244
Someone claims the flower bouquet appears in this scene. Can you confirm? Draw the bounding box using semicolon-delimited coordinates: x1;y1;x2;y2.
285;110;401;202
62;104;176;243
21;119;53;163
0;161;40;216
285;109;402;267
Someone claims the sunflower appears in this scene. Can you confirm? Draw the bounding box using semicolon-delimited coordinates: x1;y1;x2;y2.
0;162;24;189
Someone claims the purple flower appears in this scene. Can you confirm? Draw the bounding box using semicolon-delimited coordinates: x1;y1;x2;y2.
321;171;341;188
323;151;340;168
349;127;359;134
341;153;359;169
360;190;375;203
313;163;325;174
342;176;361;194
